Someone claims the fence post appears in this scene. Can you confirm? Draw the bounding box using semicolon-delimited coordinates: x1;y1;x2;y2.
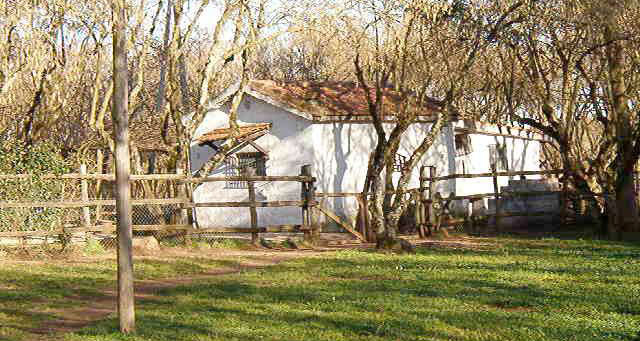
491;164;501;231
361;193;373;242
95;149;104;223
418;166;429;238
426;166;437;235
80;164;91;228
633;170;640;210
177;168;191;245
413;191;424;238
185;170;195;229
357;194;366;239
468;199;477;233
300;165;314;244
246;168;259;244
309;171;319;241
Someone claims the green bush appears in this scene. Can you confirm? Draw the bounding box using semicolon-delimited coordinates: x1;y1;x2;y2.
0;142;70;232
83;238;106;256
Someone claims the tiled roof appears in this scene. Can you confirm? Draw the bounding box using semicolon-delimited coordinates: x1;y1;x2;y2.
86;80;441;151
197;123;271;143
248;80;442;119
130;120;176;151
98;114;177;152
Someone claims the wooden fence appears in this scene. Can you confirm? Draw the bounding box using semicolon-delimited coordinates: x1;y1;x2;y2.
1;165;636;245
316;167;625;241
414;166;621;235
0;165;322;244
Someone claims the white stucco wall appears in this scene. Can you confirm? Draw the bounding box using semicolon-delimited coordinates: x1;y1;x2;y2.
191;94;543;228
313;122;455;226
451;131;542;215
454;134;541;196
191;94;457;228
192;95;314;228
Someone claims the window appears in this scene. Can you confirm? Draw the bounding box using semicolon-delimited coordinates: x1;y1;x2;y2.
489;144;508;171
455;133;473;156
224;152;267;189
393;153;407;172
463;119;477;130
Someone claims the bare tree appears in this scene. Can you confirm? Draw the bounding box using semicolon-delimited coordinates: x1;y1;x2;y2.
349;0;525;247
158;0;301;176
485;0;640;237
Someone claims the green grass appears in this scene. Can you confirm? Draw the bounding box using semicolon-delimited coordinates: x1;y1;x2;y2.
1;236;639;341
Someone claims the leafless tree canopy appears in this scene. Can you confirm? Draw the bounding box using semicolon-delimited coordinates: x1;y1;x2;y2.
0;0;638;237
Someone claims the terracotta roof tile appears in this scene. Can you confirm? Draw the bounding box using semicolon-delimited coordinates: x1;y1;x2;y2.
94;114;176;152
248;80;442;118
197;123;271;143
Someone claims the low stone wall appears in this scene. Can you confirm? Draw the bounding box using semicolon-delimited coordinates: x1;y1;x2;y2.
0;232;87;246
487;179;561;229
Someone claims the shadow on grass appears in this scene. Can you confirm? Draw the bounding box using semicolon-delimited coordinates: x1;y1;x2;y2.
3;236;639;341
0;256;252;340
71;248;640;341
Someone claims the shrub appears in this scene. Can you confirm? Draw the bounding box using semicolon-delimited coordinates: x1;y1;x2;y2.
0;142;70;232
83;238;106;256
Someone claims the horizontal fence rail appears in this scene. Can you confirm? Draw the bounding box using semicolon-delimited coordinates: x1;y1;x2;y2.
420;169;563;182
0;198;187;208
190;200;314;208
1;165;633;245
0;199;319;209
415;190;609;203
0;174;314;183
0;225;312;238
0;165;326;247
0;173;186;180
316;189;419;198
186;175;315;183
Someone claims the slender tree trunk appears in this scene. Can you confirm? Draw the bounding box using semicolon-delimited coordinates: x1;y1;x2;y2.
616;171;638;233
386;112;447;232
155;0;172;114
370;173;386;243
112;0;135;333
605;19;639;235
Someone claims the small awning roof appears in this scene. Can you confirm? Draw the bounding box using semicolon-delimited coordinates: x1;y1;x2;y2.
196;123;271;143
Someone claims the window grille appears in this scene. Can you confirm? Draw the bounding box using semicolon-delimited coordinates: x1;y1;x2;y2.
456;159;468;174
463;119;477;130
224;152;267;189
455;134;473;156
393;153;407;172
489;144;508;171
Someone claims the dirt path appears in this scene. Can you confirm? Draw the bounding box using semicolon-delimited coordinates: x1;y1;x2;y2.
26;249;331;339
20;237;493;340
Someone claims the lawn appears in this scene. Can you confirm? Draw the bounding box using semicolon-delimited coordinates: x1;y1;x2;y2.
1;236;639;341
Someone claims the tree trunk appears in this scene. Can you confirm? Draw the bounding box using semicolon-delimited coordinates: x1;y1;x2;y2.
616;169;638;233
112;0;135;333
605;18;639;235
386;113;447;233
155;0;172;114
370;173;386;243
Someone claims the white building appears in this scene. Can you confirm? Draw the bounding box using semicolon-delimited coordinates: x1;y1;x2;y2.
189;80;546;229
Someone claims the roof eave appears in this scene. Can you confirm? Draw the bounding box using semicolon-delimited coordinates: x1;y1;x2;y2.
245;89;314;121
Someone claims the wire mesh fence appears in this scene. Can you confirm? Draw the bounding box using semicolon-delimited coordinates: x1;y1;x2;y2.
0;174;192;253
0;169;320;254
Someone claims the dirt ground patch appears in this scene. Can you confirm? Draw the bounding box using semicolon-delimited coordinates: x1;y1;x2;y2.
18;248;329;338
2;234;498;340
